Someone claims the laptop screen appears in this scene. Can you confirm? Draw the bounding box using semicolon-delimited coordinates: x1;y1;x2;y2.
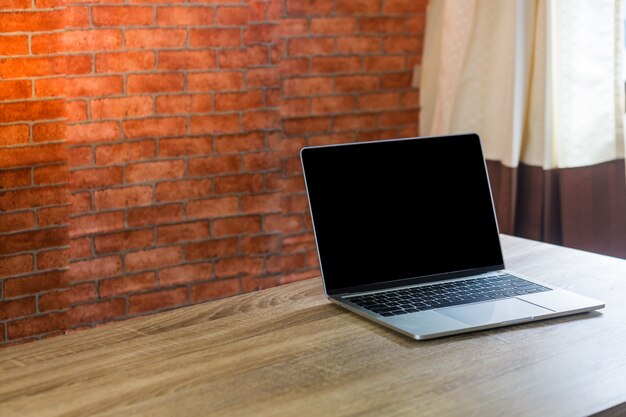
301;134;504;295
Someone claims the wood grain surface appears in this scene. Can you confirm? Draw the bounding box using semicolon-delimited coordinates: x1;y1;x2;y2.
1;235;626;417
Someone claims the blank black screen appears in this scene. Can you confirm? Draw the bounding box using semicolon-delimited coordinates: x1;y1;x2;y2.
301;135;504;294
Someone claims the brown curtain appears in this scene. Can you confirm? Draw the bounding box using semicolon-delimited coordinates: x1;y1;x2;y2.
487;160;626;259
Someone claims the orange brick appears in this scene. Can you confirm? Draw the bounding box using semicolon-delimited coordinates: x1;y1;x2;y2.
156;94;213;115
215;256;263;278
242;153;281;171
288;38;334;56
157;221;210;245
214;91;263;112
0;186;67;211
213;215;261;237
122;117;186;139
126;246;183;272
72;166;123;189
129;287;188;314
0;80;31;100
159;262;213;286
95;229;154;254
158;50;217;71
92;6;153;26
126;160;185;183
0;56;91;78
0;125;29;146
243;23;277;44
154;178;213;202
91;96;153;120
157;6;214;26
96;140;155;165
185;237;238;260
280;97;310;117
215;132;264;153
214;174;263;194
37;249;69;271
246;67;279;88
0;100;64;124
284;77;333;96
276;18;306;36
188;155;240;176
311;56;360;74
191;278;239;302
336;0;380;14
159;137;212;157
215;6;250;25
311;96;356;114
0;212;35;233
127;203;183;227
218;46;267;68
190;114;240;135
188;71;243;92
96;51;155;73
364;56;405;71
65;6;90;28
283;116;330;135
242;110;279;131
69;211;125;237
33;164;68;185
335;75;379;92
99;272;155;297
310;17;357;34
67;121;120;144
337;37;382;53
33;121;65;143
94;185;153;210
69;192;91;213
0;10;65;33
68;255;122;283
125;29;187;49
190;28;240;48
67;146;92;168
285;0;333;15
32;30;122;54
0;254;34;278
65;100;88;122
127;73;184;94
186;196;239;219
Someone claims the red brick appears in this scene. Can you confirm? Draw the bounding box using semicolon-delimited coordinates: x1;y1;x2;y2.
185;237;238;260
243;23;277;44
72;166;123;189
276;18;307;36
127;73;184;94
240;235;280;254
127;204;183;227
67;147;93;169
94;229;154;254
0;80;31;100
33;164;68;185
4;270;66;298
214;91;263;112
214;174;263;194
0;212;35;233
96;140;156;165
0;186;67;211
213;215;261;237
310;56;360;74
188;71;243;92
123;118;186;139
38;206;70;227
0;125;29;146
266;253;305;274
94;186;153;210
380;109;418;126
159;262;213;286
0;55;91;78
186;196;239;219
67;122;120;144
407;16;425;33
127;160;185;184
69;192;91;214
358;92;400;110
215;256;263;278
384;0;426;13
65;6;90;28
70;237;91;260
285;0;333;15
157;221;210;244
191;278;240;302
284;77;333;97
37;249;69;271
335;75;379;92
246;67;279;88
218;46;268;68
65;100;89;122
126;246;183;272
384;36;422;54
189;28;241;48
0;100;64;124
311;96;356;114
188;155;240;176
157;7;214;26
70;211;125;237
190;114;240;135
33;122;65;143
282;233;316;253
242;111;280;131
159;137;212;157
283;117;331;135
364;56;406;71
7;312;66;339
215;132;264;153
68;255;122;283
336;0;381;14
310;17;357;34
91;97;153;120
156;94;212;115
39;283;95;311
242;153;281;171
69;299;126;325
380;72;412;89
288;38;334;56
125;29;187;49
401;91;419;108
159;50;217;71
99;272;155;297
155;178;213;202
337;37;382;53
93;6;153;26
0;35;28;55
96;51;155;73
32;30;122;54
334;113;378;130
129;287;188;314
360;17;405;33
0;254;33;278
241;275;281;292
0;297;36;321
215;6;250;25
280;98;310;117
263;213;304;233
0;10;65;33
241;193;282;213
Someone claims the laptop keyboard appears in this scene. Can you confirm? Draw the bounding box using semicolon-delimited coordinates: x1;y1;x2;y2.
345;273;551;317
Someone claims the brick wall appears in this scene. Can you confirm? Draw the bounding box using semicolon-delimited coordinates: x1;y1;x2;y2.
0;0;426;346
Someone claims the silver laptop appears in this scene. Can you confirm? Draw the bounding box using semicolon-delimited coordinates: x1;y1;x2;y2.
300;134;604;340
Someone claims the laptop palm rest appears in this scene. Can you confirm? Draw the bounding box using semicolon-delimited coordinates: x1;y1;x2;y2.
436;298;552;326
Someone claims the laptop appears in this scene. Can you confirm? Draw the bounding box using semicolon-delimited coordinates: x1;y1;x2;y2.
300;134;605;340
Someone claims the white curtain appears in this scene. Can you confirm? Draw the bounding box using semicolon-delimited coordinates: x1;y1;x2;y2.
420;0;625;169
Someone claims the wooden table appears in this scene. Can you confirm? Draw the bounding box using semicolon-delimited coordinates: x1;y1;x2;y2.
2;235;626;417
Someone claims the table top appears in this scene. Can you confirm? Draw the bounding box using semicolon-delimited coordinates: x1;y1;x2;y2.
1;235;626;417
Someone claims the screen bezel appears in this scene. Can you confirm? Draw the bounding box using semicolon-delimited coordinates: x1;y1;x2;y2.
300;134;506;296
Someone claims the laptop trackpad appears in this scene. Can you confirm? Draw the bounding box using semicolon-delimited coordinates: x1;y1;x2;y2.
437;298;551;326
